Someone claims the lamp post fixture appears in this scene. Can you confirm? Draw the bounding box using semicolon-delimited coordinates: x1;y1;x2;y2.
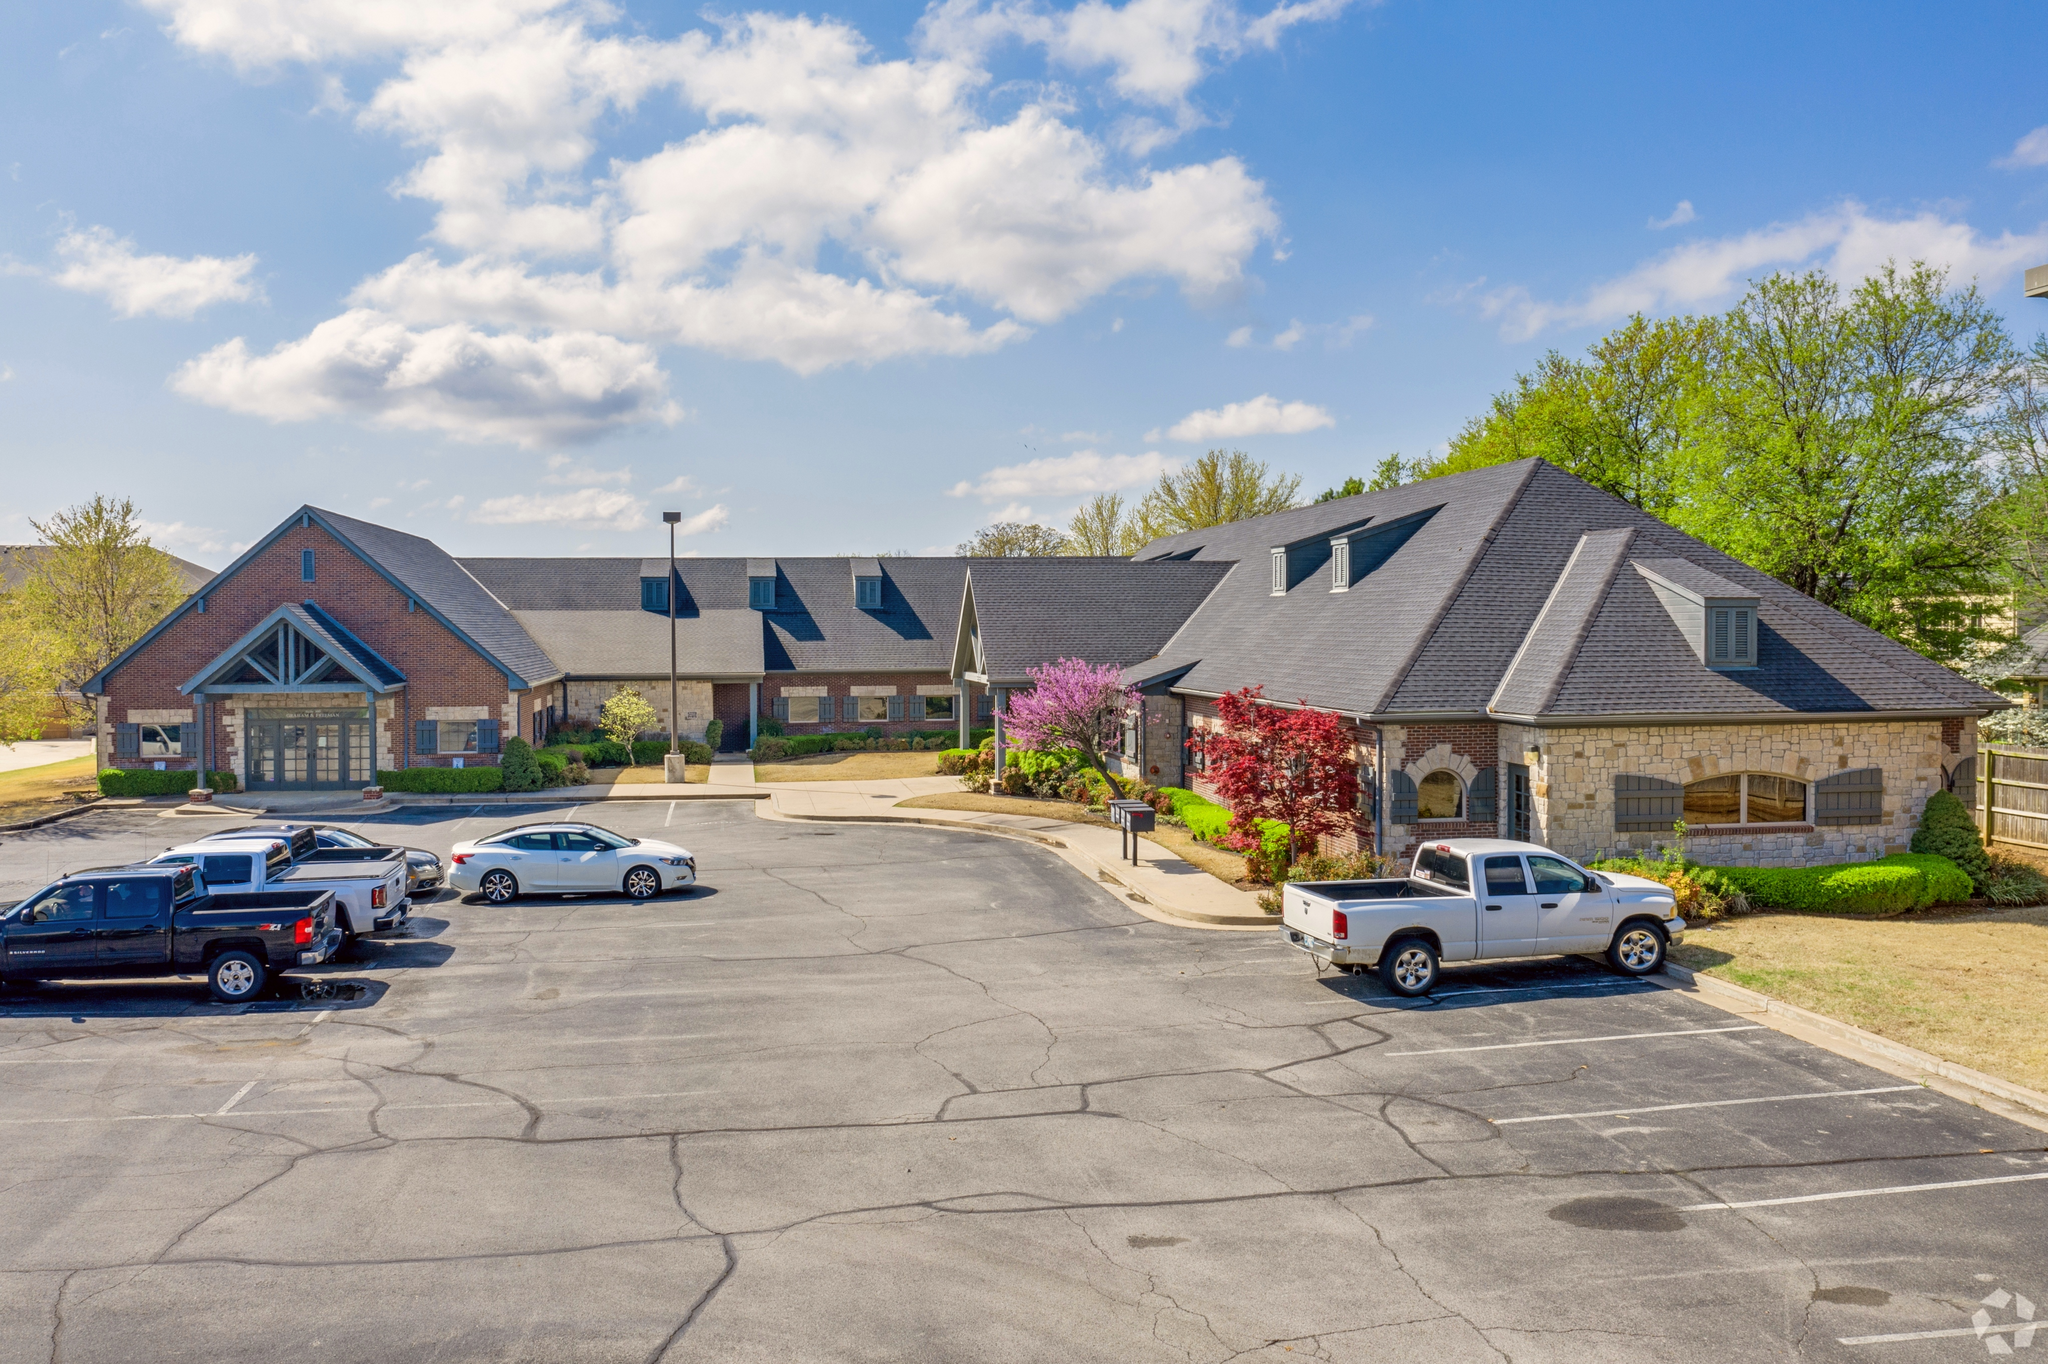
662;510;682;780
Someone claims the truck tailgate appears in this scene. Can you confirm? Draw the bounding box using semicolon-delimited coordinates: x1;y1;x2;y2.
1281;883;1342;944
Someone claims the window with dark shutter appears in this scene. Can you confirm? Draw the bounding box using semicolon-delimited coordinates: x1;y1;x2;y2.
641;578;668;612
301;549;315;582
416;720;438;756
1734;609;1752;662
909;695;926;720
1468;767;1498;822
839;696;856;721
476;719;500;753
1388;771;1418;823
749;578;774;609
887;695;903;721
1614;774;1684;831
772;696;789;722
1712;609;1729;661
1356;767;1376;817
1813;766;1883;825
115;723;140;759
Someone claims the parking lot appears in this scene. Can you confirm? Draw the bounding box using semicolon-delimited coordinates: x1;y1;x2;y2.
1;800;2044;1363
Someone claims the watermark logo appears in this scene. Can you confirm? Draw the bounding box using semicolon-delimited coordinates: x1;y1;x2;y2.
1975;1288;2036;1356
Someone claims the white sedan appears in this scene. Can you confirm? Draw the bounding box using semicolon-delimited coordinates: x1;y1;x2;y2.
448;822;697;904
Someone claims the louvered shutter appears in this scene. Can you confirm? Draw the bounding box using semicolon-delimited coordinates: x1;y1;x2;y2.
1614;774;1684;831
1389;771;1417;824
477;719;500;753
115;723;140;759
909;695;926;720
772;697;789;722
416;720;437;755
1356;767;1376;817
888;695;903;721
841;696;858;721
1469;767;1498;822
1813;766;1883;825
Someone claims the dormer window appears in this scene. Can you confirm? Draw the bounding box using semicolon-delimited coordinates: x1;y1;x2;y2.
1331;538;1351;591
641;576;669;613
1270;548;1286;596
747;558;777;610
851;557;882;609
1633;558;1761;671
1711;606;1753;665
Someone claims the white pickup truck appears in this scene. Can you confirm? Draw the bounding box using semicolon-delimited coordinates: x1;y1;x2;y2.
1281;838;1684;997
151;826;411;946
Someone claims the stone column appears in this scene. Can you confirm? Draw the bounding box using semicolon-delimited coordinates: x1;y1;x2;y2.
957;679;969;748
992;688;1007;785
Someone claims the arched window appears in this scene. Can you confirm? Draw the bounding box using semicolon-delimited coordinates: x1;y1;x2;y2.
1682;773;1807;826
1416;770;1464;820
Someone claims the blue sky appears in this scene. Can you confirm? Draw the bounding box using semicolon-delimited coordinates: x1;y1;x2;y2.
4;0;2047;566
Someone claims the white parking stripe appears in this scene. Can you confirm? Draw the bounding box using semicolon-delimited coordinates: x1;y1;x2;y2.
214;1080;258;1115
1388;1025;1761;1057
1682;1170;2048;1211
0;1087;714;1125
1840;1324;2036;1345
665;802;675;827
1492;1085;1922;1125
1431;979;1658;1000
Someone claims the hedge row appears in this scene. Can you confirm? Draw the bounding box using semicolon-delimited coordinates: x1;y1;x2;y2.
376;767;507;794
753;729;982;762
1154;786;1290;859
1711;852;1973;915
542;738;713;768
96;769;241;797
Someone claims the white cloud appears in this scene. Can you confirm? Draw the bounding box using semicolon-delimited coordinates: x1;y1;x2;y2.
171;308;681;447
369;496;392;509
137;519;230;556
44;226;262;318
1271;317;1304;350
1477;201;2048;341
1148;393;1333;441
670;504;729;537
1059;429;1105;442
949;448;1177;501
543;453;631;485
652;474;702;495
1648;200;1696;230
1332;312;1371;344
1997;126;2048;169
989;501;1035;522
151;1;1299;440
1225;324;1253;347
0;365;12;382
468;488;649;530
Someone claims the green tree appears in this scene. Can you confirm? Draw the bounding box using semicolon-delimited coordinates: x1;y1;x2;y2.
599;686;659;764
14;496;188;725
1065;493;1142;556
1135;449;1302;538
1314;476;1365;503
955;522;1073;556
1993;333;2048;631
1690;264;2011;660
0;582;60;747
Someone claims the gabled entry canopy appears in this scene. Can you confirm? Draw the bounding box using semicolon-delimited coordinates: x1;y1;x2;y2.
181;602;405;697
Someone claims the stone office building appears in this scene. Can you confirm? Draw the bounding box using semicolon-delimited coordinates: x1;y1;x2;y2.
83;507;991;792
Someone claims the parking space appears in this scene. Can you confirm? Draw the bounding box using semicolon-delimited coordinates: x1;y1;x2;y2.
0;803;2042;1362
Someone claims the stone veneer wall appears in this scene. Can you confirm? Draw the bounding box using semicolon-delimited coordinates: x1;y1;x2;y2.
560;679;715;741
1503;719;1967;867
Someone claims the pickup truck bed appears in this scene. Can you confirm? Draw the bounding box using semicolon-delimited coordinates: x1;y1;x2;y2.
154;838;410;939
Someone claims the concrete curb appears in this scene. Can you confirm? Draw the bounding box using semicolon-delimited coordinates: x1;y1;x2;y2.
1658;960;2048;1127
0;798;136;833
759;804;1276;930
383;789;768;806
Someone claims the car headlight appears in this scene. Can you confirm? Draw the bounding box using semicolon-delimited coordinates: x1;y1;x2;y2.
660;856;690;867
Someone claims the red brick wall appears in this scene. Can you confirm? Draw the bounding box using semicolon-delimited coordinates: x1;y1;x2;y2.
1177;694;1383;859
99;519;520;780
1941;717;1963;754
1388;721;1502;861
712;683;752;750
762;672;978;736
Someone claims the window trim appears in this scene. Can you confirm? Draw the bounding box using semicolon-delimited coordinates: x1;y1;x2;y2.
1414;768;1466;821
748;577;775;609
1680;771;1809;827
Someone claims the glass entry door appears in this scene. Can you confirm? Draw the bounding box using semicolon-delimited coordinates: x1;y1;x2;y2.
245;713;370;790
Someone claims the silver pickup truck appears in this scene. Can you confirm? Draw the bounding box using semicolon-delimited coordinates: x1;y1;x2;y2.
1281;838;1684;996
151;826;410;945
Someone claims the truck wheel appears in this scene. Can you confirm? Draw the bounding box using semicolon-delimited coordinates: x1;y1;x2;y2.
1607;922;1667;976
208;950;268;1004
1378;938;1439;997
622;866;660;900
480;870;518;905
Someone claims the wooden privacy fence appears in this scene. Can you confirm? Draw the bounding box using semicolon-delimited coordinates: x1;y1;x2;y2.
1979;746;2048;851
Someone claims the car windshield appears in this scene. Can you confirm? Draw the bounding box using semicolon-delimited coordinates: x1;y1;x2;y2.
323;829;372;848
580;828;634;850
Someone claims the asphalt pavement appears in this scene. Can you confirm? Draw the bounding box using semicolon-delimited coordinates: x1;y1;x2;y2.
0;801;2042;1362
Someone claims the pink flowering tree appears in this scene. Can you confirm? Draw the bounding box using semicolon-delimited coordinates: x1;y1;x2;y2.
1002;657;1140;799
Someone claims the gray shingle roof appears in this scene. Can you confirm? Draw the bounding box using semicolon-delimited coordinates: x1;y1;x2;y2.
314;508;560;688
1126;458;2005;720
298;602;407;690
963;558;1232;684
459;555;972;675
509;611;764;679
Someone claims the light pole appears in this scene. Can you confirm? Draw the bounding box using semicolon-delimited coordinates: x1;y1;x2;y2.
663;510;682;780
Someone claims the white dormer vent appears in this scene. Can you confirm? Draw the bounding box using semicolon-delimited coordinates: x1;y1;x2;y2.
1271;517;1377;598
851;557;882;610
746;558;776;610
1633;558;1760;669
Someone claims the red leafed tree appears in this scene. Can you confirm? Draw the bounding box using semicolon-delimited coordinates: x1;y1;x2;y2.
1203;685;1361;866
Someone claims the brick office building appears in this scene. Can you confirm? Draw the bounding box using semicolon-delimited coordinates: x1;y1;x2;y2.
83;507;995;791
952;459;2007;868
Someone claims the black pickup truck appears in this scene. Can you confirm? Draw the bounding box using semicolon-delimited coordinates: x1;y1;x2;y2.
0;863;341;1003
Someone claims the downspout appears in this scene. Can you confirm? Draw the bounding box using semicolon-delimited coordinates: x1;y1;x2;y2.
1372;722;1386;861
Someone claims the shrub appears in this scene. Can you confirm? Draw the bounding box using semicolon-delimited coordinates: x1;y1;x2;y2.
551;726;601;746
1910;789;1991;891
1985;854;2048;907
500;737;544;793
579;738;631;768
564;760;590;786
1257;848;1398;913
375;767;507;794
758;716;785;737
95;768;240;798
751;735;843;762
629;739;714;766
703;719;723;750
535;752;568;787
1588;852;1748;922
1710;852;1972;915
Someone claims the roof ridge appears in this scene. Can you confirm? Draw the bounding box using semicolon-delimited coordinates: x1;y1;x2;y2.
1488;527;1634;717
